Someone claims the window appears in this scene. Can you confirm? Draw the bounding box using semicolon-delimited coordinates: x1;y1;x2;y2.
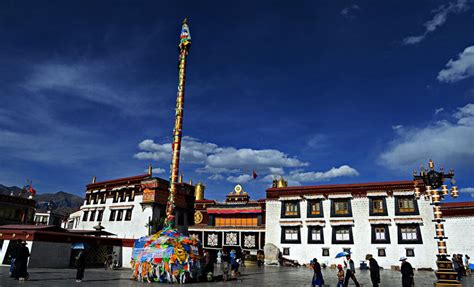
398;224;423;244
82;211;89;221
369;197;387;216
307;200;323;217
332;226;354;244
215;215;258;226
97;210;104;221
125;209;132;221
120;191;126;202
395;197;419;215
331;199;352;217
129;190;135;201
371;225;390;244
283;248;290;256
281;227;301;243
113;192;119;203
100;194;106;204
117;210;124;221
86;195;91;205
406;248;415;257
89;210;96;221
93;194;98;204
322;248;330;257
281;201;300;218
308;227;324;244
378;248;386;257
109;210;117;221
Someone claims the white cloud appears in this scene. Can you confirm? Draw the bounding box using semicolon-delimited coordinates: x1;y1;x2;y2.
379;103;474;171
134;137;359;185
437;46;474;83
403;0;470;45
340;5;360;19
392;125;403;130
226;174;253;184
435;108;445;115
461;187;474;197
208;174;225;181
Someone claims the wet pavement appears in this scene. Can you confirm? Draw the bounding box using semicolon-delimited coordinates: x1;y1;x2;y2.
1;265;473;286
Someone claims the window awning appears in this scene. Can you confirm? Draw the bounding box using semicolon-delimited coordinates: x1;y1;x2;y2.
369;218;392;225
328;194;352;199
330;219;355;226
367;191;388;197
279;220;302;226
109;205;134;210
303;195;325;200
278;196;302;201
394;218;423;224
393;190;415;196
306;220;326;227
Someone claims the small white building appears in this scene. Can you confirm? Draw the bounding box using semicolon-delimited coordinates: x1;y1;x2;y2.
66;170;196;265
265;179;440;269
34;211;64;226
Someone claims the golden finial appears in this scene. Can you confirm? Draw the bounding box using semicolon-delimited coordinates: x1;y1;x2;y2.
429;159;434;170
148;164;153;176
179;173;183;183
195;181;205;200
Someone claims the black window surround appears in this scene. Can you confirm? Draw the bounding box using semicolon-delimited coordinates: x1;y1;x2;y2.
397;224;423;244
281;226;301;244
308;226;324;244
406;248;415;257
283;248;290;256
82;211;89;222
307;200;324;218
330;199;353;217
125;209;132;221
97;210;104;221
332;226;354;244
371;224;391;244
281;201;301;218
109;210;117;221
369;197;388;216
395;196;420;216
378;248;386;257
322;248;330;257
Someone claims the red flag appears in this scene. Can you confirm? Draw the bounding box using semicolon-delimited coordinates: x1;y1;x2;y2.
252;170;257;179
29;181;36;196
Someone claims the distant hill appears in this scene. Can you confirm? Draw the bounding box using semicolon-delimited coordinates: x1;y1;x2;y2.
0;185;83;215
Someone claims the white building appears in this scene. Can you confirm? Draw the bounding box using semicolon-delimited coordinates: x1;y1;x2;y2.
66;170;196;265
34;211;64;226
265;179;440;269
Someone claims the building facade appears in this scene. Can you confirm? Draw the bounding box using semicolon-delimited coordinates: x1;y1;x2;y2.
188;184;266;256
440;202;474;257
265;179;439;269
34;211;64;226
0;194;35;226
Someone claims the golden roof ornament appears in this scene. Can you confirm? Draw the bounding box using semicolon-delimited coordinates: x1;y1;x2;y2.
277;176;288;188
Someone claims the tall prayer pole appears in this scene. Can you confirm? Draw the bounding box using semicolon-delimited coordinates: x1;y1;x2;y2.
164;18;191;228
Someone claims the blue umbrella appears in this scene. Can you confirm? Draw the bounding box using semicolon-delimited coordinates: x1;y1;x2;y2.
71;242;89;250
335;251;350;258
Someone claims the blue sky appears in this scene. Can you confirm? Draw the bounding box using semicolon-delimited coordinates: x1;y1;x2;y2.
0;0;473;201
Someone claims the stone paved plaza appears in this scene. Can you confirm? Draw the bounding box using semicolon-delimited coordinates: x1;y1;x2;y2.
1;265;473;287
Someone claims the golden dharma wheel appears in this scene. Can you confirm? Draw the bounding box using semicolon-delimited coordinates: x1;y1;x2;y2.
194;211;203;224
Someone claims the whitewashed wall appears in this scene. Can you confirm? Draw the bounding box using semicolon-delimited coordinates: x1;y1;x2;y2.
444;216;474;259
266;196;438;269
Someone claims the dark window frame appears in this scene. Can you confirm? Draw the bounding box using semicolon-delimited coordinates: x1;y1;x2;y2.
397;224;423;244
109;210;117;221
281;201;301;218
332;226;354;244
283;248;290;256
281;226;301;244
307;200;324;218
97;210;104;221
89;210;96;221
117;210;124;221
100;193;106;204
322;248;330;257
369;197;388;216
378;248;386;257
330;199;353;217
82;211;89;222
308;226;324;244
371;224;391;244
125;209;132;221
406;248;415;257
395;196;419;216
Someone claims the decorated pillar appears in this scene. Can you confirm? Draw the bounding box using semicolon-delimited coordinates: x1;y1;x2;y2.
164;18;192;228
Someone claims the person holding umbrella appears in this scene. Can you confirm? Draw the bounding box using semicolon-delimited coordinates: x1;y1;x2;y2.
366;254;380;287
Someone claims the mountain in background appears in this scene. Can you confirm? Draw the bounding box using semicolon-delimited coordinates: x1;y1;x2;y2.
0;184;83;215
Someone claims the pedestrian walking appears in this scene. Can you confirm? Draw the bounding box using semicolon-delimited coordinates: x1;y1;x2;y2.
14;241;30;281
343;255;360;287
221;251;230;281
465;255;471;275
257;250;265;267
453;254;462;281
336;264;345;287
400;257;414;287
9;240;20;278
458;254;466;277
202;250;214;281
366;254;381;287
75;250;86;282
310;258;324;287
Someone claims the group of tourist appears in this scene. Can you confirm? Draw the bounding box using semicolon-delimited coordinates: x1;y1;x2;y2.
310;254;415;287
8;240;30;281
452;253;471;281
